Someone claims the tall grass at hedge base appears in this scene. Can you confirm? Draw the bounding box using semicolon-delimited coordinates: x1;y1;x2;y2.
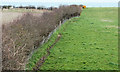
2;5;82;70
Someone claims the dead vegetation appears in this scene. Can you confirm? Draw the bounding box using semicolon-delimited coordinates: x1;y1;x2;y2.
105;25;118;28
2;5;82;70
101;19;113;22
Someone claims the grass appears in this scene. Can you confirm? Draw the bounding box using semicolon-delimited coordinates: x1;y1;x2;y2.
26;7;118;70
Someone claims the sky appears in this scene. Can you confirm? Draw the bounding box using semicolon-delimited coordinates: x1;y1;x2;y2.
0;0;120;7
1;0;119;3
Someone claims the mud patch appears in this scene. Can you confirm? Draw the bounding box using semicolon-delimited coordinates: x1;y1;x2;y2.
33;34;62;70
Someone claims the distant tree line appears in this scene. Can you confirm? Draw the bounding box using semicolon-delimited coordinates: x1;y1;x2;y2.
0;4;86;10
0;5;58;10
0;5;15;9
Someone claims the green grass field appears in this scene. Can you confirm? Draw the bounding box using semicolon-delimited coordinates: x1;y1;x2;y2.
26;7;118;70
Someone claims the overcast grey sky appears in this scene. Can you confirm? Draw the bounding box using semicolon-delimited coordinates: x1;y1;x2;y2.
0;0;119;7
1;0;120;3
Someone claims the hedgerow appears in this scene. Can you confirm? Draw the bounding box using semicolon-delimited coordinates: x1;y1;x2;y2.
2;5;82;70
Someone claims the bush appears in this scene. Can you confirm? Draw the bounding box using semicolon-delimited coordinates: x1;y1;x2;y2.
2;5;82;70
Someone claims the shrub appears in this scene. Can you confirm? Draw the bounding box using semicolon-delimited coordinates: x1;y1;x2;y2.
2;5;82;70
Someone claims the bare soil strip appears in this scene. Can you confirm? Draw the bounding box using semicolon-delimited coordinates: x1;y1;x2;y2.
33;34;62;70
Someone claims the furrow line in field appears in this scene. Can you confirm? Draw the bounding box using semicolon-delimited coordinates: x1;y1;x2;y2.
32;33;62;70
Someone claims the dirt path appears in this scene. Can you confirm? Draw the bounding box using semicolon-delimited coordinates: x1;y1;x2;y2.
33;34;62;70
